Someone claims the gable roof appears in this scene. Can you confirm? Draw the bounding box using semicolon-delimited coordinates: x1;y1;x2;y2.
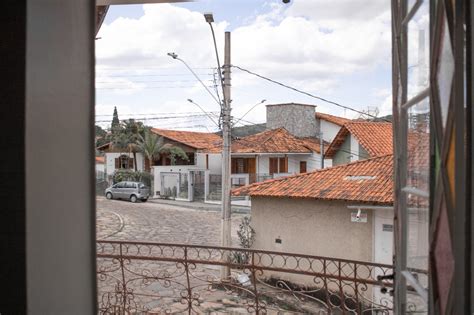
151;128;221;150
325;122;393;158
232;154;393;205
315;112;350;126
204;128;316;154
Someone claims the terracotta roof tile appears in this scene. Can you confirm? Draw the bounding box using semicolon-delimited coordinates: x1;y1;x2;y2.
325;122;393;158
95;156;105;164
203;128;315;154
233;154;393;205
315;112;351;126
151;128;222;150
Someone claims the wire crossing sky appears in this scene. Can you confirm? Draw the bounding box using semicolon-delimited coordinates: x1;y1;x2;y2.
96;0;399;131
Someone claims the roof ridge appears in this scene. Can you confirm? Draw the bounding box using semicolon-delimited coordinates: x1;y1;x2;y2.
151;127;218;135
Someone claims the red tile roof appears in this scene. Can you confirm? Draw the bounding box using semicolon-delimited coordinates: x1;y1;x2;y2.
315;112;351;126
232;154;393;205
151;128;222;150
204;128;316;154
95;156;105;164
325;122;393;158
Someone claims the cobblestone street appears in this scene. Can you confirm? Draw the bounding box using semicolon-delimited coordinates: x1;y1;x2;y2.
96;197;246;245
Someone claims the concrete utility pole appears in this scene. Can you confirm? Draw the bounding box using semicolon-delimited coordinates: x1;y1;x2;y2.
221;31;232;280
319;133;324;169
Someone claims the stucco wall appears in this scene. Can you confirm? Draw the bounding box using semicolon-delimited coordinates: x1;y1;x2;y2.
251;197;373;286
319;120;342;143
105;152;145;175
333;135;352;166
266;104;317;137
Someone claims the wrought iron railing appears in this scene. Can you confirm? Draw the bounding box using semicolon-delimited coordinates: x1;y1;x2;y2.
96;240;403;314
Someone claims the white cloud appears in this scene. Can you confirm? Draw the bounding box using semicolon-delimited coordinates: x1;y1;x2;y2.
96;1;394;127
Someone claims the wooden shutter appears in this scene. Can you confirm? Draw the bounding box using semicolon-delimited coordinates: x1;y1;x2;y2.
269;158;278;175
115;158;119;168
279;157;288;173
299;161;307;173
128;158;134;169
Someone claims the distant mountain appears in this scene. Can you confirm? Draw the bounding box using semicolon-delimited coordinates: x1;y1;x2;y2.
216;123;266;138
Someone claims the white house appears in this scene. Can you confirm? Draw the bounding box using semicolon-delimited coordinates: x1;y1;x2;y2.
325;121;393;165
315;112;351;143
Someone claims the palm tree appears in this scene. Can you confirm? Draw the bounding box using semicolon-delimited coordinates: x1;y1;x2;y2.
113;119;144;171
137;129;188;172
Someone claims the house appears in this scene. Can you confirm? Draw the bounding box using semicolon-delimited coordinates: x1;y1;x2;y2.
315;112;351;143
95;156;105;173
201;127;330;185
232;155;395;272
325;121;393;166
96;129;221;176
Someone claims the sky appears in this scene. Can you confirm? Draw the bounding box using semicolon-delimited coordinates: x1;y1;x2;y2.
95;0;427;132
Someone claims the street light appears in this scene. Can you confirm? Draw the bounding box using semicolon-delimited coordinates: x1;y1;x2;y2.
167;52;220;106
232;100;267;126
204;13;233;281
187;99;220;128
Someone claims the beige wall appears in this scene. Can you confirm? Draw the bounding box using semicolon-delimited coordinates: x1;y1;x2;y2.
251;197;374;287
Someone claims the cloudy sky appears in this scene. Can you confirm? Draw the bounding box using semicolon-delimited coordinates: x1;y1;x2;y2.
96;0;418;131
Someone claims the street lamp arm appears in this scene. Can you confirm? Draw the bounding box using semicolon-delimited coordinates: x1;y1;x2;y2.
206;22;226;102
187;99;220;129
167;52;221;106
232;100;267;126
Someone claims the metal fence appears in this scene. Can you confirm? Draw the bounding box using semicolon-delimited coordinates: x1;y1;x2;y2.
96;240;410;314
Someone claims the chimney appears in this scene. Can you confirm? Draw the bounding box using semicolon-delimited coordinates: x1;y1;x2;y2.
266;103;317;137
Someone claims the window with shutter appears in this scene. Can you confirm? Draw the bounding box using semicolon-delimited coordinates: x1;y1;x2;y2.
279;157;288;173
269;158;278;175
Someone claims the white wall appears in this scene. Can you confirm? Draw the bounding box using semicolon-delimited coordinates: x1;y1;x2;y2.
152;165;202;196
105;152;145;175
350;135;360;162
320;120;342;143
196;153;223;174
96;163;105;173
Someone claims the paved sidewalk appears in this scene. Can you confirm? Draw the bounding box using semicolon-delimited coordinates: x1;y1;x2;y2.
147;198;251;214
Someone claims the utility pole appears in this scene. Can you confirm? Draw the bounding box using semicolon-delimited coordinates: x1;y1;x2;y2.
319;132;324;169
221;31;232;280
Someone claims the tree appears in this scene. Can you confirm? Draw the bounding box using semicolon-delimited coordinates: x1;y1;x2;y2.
111;119;145;171
137;129;188;172
111;106;120;133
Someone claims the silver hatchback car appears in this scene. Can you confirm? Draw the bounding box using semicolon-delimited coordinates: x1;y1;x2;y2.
105;181;150;203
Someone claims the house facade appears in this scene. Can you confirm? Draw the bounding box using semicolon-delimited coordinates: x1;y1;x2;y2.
325;121;393;166
315;112;350;143
232;155;398;285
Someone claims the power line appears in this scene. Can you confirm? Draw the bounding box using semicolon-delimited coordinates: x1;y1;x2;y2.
96;66;214;70
94;113;216;123
231;65;390;122
96;79;213;83
96;85;214;90
95;111;216;117
96;73;213;77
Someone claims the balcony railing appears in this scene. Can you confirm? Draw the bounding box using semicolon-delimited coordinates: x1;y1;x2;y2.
95;240;415;314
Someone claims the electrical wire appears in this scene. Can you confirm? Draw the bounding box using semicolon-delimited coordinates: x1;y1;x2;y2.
231;65;391;123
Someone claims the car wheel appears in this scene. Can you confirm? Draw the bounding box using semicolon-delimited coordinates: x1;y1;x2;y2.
106;192;113;200
141;198;148;202
130;195;137;203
